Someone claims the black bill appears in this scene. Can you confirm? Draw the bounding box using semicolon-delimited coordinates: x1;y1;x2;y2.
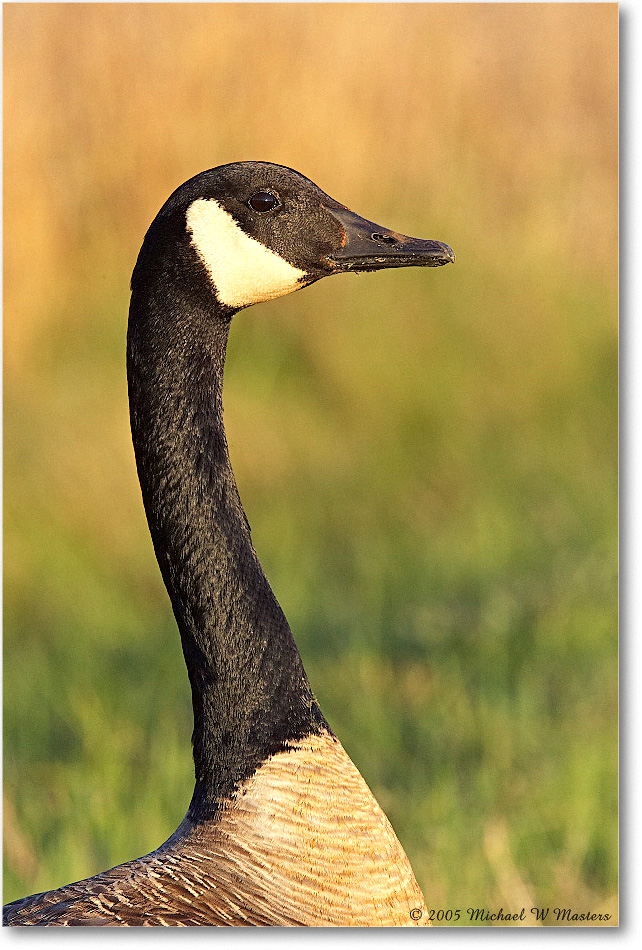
325;206;455;272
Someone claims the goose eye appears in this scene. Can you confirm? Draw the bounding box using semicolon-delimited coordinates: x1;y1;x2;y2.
248;192;280;213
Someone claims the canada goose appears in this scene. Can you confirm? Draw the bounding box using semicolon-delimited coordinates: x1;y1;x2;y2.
4;162;454;927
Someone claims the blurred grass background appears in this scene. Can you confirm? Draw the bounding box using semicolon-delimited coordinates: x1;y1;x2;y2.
3;2;617;924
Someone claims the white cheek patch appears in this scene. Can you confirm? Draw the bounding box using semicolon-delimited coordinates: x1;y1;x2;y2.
186;198;307;309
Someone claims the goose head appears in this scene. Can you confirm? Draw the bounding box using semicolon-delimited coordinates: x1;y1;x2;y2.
133;161;454;313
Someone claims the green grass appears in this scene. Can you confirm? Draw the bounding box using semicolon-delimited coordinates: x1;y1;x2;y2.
3;255;617;921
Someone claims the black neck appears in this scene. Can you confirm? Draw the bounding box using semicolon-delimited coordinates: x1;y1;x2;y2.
127;246;327;818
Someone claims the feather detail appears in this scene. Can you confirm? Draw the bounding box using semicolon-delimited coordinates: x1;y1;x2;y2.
4;732;427;927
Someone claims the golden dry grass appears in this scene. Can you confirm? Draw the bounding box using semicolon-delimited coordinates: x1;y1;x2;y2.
4;3;617;366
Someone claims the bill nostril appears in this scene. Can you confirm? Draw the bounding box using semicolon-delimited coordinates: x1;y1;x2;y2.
371;232;399;245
